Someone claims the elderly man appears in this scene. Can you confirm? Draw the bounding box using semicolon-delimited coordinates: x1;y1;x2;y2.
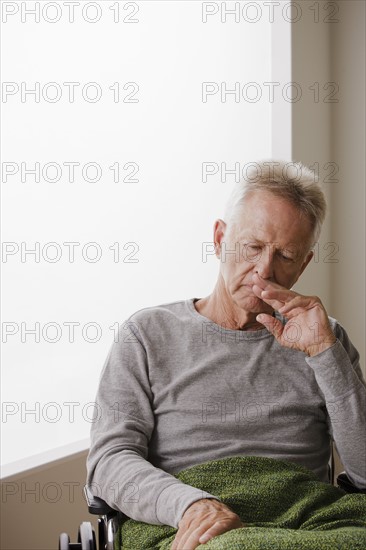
86;160;366;550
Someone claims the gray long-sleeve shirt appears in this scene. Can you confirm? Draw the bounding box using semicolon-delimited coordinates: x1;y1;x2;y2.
86;298;366;528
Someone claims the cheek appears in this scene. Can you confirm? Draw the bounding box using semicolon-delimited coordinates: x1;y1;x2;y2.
221;258;251;281
235;262;254;285
276;265;301;288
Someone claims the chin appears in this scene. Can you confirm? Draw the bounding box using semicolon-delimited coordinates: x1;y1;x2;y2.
234;293;264;312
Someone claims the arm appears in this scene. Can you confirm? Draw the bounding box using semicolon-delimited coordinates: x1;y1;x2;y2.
305;325;366;489
86;320;221;528
251;273;366;489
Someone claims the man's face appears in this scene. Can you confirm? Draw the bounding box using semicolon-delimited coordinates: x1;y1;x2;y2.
215;190;314;314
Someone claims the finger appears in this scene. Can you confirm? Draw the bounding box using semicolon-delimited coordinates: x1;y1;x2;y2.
177;526;207;550
252;273;288;292
261;288;298;303
252;285;285;311
252;274;300;304
183;519;227;549
256;314;284;340
199;519;244;545
175;523;209;550
171;525;189;550
278;295;313;315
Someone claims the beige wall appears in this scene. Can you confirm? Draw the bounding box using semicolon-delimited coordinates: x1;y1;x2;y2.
291;0;332;313
1;451;97;550
329;1;366;375
292;0;365;377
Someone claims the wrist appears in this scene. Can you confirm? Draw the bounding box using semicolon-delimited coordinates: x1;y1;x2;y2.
307;337;337;357
187;498;219;509
184;498;221;517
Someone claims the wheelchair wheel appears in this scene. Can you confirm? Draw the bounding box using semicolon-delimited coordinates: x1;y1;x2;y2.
59;533;71;550
78;522;97;550
60;532;86;550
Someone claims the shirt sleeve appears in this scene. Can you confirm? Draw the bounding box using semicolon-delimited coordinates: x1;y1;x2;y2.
86;319;221;528
305;320;366;489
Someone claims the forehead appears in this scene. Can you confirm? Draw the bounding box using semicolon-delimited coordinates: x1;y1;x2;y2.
232;190;313;245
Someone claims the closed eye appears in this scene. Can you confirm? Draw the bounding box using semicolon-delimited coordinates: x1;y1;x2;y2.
279;253;294;262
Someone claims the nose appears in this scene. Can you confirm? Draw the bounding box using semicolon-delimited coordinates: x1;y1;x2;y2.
254;244;274;279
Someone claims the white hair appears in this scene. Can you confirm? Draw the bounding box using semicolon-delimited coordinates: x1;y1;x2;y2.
223;159;327;248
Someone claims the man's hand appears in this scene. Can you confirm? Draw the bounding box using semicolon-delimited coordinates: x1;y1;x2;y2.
252;273;337;357
170;498;244;550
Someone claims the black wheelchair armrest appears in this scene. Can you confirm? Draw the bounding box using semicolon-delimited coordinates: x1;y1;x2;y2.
337;472;366;494
84;485;118;516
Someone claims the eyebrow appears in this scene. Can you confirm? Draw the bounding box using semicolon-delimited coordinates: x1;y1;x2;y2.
240;236;298;255
240;234;266;245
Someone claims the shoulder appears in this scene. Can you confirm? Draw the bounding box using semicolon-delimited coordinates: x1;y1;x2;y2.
127;298;188;323
120;299;190;343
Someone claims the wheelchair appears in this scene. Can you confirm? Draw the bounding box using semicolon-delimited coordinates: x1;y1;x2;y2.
59;450;366;550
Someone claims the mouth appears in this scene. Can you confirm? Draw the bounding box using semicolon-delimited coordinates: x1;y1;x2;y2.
242;284;257;294
242;284;263;298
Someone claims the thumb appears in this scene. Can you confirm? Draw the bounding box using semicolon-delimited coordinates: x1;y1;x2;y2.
256;314;284;340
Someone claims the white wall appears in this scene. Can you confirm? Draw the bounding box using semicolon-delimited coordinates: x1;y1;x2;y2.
2;1;272;468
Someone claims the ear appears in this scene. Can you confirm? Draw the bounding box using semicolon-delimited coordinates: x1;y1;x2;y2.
296;250;314;281
213;219;227;257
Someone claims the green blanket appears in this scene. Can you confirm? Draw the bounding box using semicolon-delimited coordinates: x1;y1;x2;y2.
117;456;366;549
